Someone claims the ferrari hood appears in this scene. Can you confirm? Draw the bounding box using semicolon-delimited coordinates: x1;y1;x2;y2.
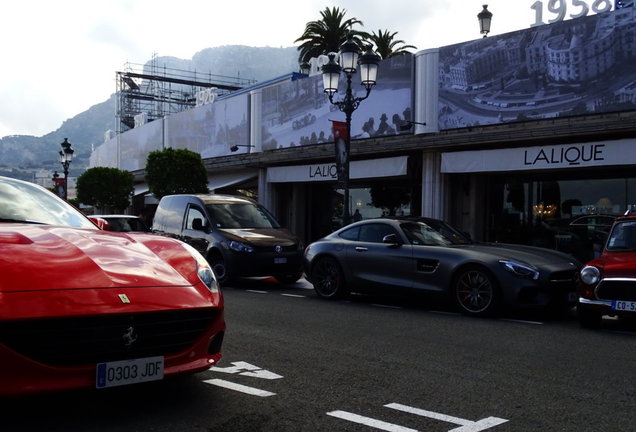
460;242;580;267
0;225;190;292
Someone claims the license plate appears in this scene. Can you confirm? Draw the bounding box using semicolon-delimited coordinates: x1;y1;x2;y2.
611;300;636;312
96;356;164;389
274;257;287;264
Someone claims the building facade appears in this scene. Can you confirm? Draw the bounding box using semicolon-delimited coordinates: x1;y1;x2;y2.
91;8;636;263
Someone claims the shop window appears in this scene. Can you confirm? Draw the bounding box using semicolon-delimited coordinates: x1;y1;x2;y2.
348;186;412;221
492;177;633;262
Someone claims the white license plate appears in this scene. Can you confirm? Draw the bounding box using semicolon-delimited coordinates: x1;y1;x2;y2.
274;257;287;264
611;300;636;312
96;356;164;389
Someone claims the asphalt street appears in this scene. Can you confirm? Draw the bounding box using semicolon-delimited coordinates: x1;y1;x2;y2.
4;277;636;431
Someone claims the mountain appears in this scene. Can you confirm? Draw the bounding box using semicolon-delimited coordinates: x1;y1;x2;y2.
0;45;299;181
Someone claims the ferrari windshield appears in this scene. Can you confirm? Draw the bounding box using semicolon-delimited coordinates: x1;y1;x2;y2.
0;177;96;228
606;220;636;251
400;219;471;246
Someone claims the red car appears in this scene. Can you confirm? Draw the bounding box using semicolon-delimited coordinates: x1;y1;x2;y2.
0;176;225;395
577;213;636;328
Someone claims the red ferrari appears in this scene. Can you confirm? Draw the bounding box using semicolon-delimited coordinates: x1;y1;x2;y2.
577;212;636;328
0;176;225;395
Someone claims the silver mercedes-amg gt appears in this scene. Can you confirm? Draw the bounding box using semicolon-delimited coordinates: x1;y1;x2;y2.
303;217;581;316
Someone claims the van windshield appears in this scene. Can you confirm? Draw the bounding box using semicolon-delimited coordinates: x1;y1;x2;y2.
205;203;281;229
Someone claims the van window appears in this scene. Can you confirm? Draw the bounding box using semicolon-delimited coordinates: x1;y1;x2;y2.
205;203;281;229
153;195;187;235
186;206;207;230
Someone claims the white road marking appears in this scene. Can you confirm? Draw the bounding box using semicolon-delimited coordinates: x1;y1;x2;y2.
327;411;418;432
203;379;276;397
386;403;508;431
447;418;509;432
212;361;260;373
246;289;268;294
281;293;306;298
211;361;283;379
386;403;473;426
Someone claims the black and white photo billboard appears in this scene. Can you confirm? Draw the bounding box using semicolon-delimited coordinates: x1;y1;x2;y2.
260;54;414;150
438;7;636;130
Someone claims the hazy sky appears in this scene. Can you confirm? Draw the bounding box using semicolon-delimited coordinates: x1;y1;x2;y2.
0;1;598;138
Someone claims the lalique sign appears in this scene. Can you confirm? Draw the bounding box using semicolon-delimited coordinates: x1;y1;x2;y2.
267;156;408;183
441;139;635;173
523;143;605;166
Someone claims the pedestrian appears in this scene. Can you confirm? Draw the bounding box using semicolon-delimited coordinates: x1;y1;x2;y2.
353;209;362;221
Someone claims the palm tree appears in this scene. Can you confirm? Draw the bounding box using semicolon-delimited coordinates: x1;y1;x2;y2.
295;7;370;64
367;29;417;59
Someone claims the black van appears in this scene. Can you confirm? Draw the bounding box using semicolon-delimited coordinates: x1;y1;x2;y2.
152;194;303;285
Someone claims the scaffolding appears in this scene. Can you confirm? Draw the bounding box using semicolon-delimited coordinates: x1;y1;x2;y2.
116;54;255;133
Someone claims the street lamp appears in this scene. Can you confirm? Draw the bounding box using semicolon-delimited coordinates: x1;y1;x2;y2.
299;61;311;76
321;33;380;226
230;144;254;152
58;138;74;200
398;120;427;132
478;5;493;38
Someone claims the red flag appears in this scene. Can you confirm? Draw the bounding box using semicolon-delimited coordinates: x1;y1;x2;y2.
331;121;349;186
331;121;348;141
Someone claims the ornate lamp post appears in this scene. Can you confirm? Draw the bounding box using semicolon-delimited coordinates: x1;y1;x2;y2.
58;138;74;200
299;61;311;76
321;33;380;226
478;5;493;38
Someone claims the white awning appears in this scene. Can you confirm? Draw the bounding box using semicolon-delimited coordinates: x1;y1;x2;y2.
266;156;408;183
133;183;149;196
208;171;257;191
132;171;257;197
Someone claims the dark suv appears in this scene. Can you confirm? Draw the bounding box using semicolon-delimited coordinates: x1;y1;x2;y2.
152;194;303;285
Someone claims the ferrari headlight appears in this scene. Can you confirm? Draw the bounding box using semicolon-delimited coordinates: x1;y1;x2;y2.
580;265;600;286
181;243;219;293
499;259;539;280
227;240;254;253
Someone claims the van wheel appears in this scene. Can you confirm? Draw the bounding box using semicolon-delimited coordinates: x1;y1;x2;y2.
210;257;230;285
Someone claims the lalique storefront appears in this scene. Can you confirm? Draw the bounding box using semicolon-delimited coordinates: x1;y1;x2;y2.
442;138;636;262
91;8;636;256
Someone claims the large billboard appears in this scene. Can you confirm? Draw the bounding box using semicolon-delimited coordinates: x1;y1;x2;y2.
166;93;249;158
260;54;414;150
438;7;636;130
